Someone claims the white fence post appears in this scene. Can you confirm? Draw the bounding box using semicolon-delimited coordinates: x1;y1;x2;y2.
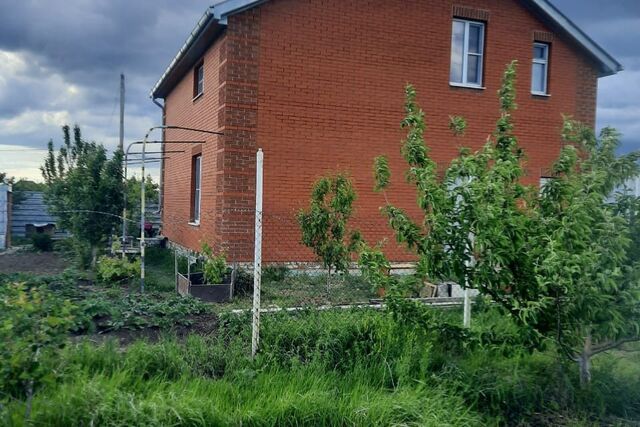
251;149;264;358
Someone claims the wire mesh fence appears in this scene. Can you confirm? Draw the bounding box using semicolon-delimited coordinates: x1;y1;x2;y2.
159;204;472;310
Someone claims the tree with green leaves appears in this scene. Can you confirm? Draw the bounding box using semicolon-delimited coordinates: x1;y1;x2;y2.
126;174;159;213
368;61;539;321
362;61;640;386
41;125;125;267
298;173;361;291
536;121;640;385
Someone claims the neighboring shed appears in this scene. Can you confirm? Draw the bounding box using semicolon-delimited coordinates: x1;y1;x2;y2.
11;191;65;239
0;184;11;249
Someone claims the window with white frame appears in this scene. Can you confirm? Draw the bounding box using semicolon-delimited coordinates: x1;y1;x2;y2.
450;19;485;87
191;155;202;223
532;43;549;95
193;62;204;98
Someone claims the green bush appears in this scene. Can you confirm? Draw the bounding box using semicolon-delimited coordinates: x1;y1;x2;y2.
0;283;75;401
31;233;53;252
262;265;289;283
96;256;140;285
201;242;227;284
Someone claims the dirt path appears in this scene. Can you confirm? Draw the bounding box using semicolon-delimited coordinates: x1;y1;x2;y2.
0;250;68;275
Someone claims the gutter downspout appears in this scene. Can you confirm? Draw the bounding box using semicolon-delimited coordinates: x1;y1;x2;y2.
152;97;165;218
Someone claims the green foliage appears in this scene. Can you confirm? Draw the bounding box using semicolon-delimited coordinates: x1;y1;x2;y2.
41;125;125;265
11;179;47;205
12;179;46;192
449;115;468;136
298;173;361;277
126;174;159;213
262;265;289;283
144;247;179;292
0;283;75;401
201;242;227;284
0;271;210;334
96;255;140;285
536;121;640;371
373;156;391;192
3;307;639;425
361;61;640;385
31;233;53;252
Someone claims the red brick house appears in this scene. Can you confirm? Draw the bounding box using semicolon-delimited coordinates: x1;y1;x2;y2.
150;0;621;263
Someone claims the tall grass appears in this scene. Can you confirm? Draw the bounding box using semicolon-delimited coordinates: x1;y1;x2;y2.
2;306;639;426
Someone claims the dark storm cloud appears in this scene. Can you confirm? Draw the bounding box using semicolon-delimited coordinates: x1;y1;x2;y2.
0;1;204;79
553;0;640;153
0;0;638;180
0;0;207;160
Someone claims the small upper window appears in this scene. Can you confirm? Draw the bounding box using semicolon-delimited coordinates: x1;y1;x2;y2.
532;43;549;95
450;19;485;87
194;62;204;98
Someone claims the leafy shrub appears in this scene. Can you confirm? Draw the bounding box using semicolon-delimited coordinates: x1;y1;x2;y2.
201;243;227;284
96;256;140;285
233;268;254;296
0;283;75;402
31;233;53;252
262;265;289;283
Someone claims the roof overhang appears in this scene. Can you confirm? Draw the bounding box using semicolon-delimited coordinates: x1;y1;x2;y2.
523;0;622;77
150;0;622;99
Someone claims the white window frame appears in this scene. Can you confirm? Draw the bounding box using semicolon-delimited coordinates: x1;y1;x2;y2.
191;155;202;224
532;42;549;95
194;63;204;99
450;19;485;88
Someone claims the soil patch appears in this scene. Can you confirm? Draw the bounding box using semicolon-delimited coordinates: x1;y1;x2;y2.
72;312;219;346
0;250;68;275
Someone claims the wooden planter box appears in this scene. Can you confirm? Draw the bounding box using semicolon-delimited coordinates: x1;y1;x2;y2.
176;271;233;302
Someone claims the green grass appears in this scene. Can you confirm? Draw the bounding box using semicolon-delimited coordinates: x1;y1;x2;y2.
3;306;640;426
145;247;178;292
2;266;639;426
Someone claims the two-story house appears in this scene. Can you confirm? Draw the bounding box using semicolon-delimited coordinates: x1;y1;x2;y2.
150;0;621;263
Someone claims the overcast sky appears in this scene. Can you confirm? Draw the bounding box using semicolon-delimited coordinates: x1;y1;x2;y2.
0;0;638;181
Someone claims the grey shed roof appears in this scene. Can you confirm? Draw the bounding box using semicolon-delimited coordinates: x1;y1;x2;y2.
150;0;623;99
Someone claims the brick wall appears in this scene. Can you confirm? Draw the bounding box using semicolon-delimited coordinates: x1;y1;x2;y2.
162;33;226;250
161;0;600;263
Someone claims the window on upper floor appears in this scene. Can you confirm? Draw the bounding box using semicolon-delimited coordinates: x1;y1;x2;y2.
532;43;550;95
450;19;485;88
191;155;202;224
193;61;204;99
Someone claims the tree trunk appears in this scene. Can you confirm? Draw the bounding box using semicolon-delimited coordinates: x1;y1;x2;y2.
24;379;34;422
578;332;592;387
326;267;331;296
90;245;99;271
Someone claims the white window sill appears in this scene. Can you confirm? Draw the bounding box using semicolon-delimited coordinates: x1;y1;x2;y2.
188;221;200;227
449;82;486;90
192;92;203;102
531;92;551;97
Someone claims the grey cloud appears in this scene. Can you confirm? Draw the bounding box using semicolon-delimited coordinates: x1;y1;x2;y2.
0;0;638;180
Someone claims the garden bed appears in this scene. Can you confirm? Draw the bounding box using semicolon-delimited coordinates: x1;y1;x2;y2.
177;271;234;303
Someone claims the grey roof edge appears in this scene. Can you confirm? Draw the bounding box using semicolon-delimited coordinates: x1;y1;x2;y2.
150;6;216;99
529;0;622;77
150;0;622;99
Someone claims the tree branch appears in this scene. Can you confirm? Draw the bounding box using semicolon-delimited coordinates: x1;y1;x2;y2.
591;337;640;356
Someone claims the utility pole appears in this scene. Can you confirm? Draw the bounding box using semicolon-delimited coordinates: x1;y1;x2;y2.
119;74;125;151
